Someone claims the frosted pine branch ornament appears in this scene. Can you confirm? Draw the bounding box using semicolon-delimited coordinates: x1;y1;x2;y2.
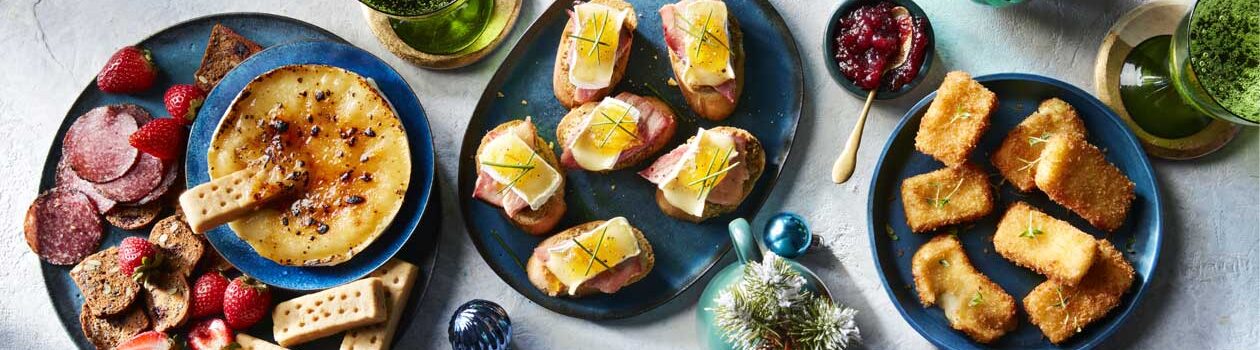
697;219;861;350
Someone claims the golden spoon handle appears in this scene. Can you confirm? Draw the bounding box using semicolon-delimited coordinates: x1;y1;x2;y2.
832;89;878;184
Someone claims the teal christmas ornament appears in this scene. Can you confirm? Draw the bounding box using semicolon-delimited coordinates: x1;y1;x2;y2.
448;299;512;350
763;212;813;258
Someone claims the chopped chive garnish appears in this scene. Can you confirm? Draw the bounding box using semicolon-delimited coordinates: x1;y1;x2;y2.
1020;211;1043;238
571;238;611;271
581;226;611;276
930;178;965;209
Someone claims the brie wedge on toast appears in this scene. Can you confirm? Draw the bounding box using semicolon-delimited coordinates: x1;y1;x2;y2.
527;217;654;297
472;119;568;235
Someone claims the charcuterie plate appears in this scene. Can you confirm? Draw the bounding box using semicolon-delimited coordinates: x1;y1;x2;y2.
868;73;1162;349
458;0;803;319
38;13;440;349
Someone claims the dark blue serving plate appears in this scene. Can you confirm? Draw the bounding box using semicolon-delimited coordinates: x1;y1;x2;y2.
868;73;1162;349
458;0;803;319
39;14;440;349
189;41;436;290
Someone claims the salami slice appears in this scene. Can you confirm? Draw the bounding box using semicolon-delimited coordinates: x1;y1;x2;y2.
55;157;117;214
64;105;142;183
132;161;180;206
116;104;153;125
94;153;165;203
23;188;103;265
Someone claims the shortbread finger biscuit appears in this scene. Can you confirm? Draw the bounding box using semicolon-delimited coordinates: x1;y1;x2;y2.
341;260;420;350
273;277;388;347
237;333;290;350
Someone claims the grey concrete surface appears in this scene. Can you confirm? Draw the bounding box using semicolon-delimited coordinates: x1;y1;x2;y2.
0;0;1255;348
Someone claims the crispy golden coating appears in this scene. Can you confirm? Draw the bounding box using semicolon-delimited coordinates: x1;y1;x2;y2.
993;202;1098;285
1034;136;1135;232
912;235;1018;344
900;163;995;233
991;98;1087;192
1024;240;1134;344
915;71;997;167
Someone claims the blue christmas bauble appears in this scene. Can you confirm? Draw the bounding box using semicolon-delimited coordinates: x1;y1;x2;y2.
448;299;512;350
763;212;812;258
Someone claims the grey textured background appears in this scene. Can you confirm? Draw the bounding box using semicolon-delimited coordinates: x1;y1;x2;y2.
1;0;1256;348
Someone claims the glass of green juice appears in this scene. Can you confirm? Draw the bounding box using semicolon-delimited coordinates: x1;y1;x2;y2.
360;0;496;55
1121;0;1258;135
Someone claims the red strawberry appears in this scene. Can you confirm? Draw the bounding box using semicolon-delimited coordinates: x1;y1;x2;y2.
188;318;235;350
129;118;187;161
97;46;158;94
116;331;176;350
117;237;162;282
223;276;271;330
190;271;230;319
164;84;206;123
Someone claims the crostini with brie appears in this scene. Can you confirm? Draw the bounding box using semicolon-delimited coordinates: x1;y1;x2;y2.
473;118;568;235
553;0;638;109
556;92;678;172
526;217;655;297
659;0;745;121
639;127;764;222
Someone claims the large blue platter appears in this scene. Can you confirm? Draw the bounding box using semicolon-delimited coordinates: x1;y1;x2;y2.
868;73;1163;349
458;0;803;319
39;14;440;349
189;41;436;290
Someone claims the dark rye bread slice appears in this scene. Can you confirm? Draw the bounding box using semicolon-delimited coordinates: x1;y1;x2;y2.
149;215;204;277
194;24;262;92
106;202;162;230
80;304;149;350
526;220;654;297
142;272;191;332
70;247;140;316
655;127;766;222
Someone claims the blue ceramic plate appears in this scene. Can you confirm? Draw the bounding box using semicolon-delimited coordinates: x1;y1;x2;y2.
458;0;803;319
868;73;1162;349
37;14;438;349
188;41;436;290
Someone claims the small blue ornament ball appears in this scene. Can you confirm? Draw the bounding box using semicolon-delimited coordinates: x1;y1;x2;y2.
764;212;813;258
448;299;512;350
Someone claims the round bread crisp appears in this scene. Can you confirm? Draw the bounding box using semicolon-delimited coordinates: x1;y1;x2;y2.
24;188;102;265
93;153;166;203
142;272;191;332
64;105;142;183
654;127;765;223
105;202;162;230
70;248;141;316
208;64;411;266
526;220;654;297
149;215;205;277
80;304;149;350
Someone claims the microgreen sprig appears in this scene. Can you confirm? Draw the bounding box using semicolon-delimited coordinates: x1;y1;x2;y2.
938;259;950;267
930;178;965;209
948;106;973;124
1020;210;1043;239
1016;154;1044;172
968;290;984;307
1027;133;1051;146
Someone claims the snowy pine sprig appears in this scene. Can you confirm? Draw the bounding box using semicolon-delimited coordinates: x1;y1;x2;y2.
708;253;861;350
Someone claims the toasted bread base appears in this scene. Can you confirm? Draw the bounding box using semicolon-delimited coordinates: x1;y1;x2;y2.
655;127;765;222
552;0;638;109
526;220;654;297
666;13;745;121
475;120;568;235
556;94;678;172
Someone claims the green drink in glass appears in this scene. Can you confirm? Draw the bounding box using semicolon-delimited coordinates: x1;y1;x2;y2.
1120;0;1258;137
360;0;497;54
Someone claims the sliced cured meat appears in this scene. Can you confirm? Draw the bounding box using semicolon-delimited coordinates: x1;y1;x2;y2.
56;156;117;214
23;188;103;265
64;105;142;183
94;153;166;203
133;161;180;206
116;103;154;125
639;146;689;185
584;256;644;294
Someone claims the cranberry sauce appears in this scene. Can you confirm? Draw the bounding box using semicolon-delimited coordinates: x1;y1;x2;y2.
833;2;926;92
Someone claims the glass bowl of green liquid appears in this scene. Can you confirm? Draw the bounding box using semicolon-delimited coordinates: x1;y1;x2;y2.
360;0;496;54
1168;0;1259;127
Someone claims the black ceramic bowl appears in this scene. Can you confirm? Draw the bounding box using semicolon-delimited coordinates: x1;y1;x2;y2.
823;0;935;100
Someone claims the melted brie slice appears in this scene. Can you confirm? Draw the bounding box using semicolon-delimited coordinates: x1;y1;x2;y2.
477;133;562;210
569;3;629;89
569;97;643;170
680;0;735;87
545;217;642;295
659;128;739;217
